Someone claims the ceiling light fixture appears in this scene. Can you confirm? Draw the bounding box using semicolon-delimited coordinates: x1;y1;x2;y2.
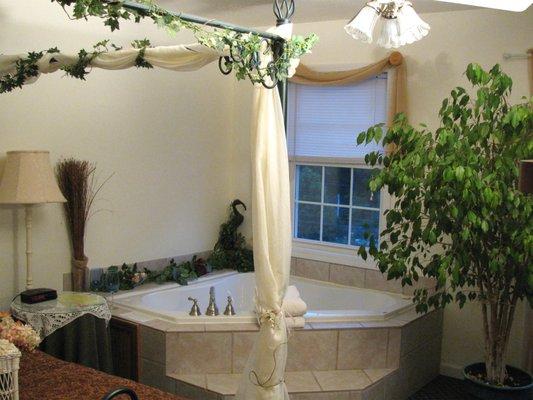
345;1;430;49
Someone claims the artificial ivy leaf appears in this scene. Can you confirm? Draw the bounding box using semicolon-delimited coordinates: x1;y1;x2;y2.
455;166;465;181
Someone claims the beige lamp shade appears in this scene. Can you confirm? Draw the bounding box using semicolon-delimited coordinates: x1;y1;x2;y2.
0;150;66;204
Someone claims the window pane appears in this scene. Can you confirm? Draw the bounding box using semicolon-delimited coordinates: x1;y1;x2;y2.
296;203;321;240
324;167;351;205
323;206;349;245
351;209;380;247
353;169;380;208
297;165;322;202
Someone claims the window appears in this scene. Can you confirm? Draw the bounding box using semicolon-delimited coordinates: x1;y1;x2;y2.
294;165;380;247
287;74;388;252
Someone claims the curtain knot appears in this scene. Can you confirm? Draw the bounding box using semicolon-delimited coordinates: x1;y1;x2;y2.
258;309;284;330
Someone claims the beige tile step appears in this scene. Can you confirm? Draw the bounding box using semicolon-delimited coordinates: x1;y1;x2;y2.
170;368;396;398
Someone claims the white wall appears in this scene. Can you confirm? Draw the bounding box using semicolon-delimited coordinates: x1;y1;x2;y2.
229;8;533;376
0;0;235;308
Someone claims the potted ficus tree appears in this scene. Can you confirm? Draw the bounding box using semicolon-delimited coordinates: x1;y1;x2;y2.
357;64;532;399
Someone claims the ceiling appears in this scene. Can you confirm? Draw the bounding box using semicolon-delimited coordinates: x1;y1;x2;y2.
157;0;474;26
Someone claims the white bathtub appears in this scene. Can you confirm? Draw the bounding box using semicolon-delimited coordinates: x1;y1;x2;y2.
112;270;413;324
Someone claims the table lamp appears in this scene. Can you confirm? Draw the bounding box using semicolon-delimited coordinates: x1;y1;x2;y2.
0;150;66;291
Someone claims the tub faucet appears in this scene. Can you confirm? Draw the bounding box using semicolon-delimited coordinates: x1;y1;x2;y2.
188;297;201;316
205;286;219;316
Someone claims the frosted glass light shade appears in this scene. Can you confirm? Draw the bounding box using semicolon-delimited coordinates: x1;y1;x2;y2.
344;2;380;43
345;1;430;49
376;18;402;49
397;3;430;45
0;151;66;204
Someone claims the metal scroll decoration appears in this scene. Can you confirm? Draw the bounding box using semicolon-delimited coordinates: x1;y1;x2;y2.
273;0;296;25
218;0;296;89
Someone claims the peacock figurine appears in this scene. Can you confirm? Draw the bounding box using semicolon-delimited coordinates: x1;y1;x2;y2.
209;199;254;272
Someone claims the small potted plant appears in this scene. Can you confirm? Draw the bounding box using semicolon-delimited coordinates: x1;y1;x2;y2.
357;64;532;399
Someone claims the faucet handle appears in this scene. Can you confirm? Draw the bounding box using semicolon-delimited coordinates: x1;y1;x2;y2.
188;297;201;316
224;295;236;316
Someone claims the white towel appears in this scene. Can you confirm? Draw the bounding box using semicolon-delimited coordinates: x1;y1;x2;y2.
282;285;307;317
285;316;305;329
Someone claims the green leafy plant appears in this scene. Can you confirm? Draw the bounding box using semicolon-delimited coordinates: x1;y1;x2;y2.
147;258;198;286
208;199;254;272
357;64;532;386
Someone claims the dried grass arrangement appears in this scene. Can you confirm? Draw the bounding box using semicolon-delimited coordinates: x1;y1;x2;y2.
56;159;111;291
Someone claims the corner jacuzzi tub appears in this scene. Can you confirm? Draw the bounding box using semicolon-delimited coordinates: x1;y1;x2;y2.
112;271;413;324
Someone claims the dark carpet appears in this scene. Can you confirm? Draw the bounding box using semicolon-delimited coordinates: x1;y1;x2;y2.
409;375;477;400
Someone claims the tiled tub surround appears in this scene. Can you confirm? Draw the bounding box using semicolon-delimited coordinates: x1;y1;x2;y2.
291;257;437;296
109;259;442;400
113;308;442;400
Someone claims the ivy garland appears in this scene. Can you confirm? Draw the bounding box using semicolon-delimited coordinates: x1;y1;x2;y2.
1;40;133;92
131;38;153;69
0;0;317;93
0;49;58;93
62;39;122;80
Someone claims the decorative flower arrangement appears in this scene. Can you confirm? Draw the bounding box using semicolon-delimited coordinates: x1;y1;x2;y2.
0;312;41;352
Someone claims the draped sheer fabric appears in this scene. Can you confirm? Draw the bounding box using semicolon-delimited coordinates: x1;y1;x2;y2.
0;44;221;81
235;23;294;400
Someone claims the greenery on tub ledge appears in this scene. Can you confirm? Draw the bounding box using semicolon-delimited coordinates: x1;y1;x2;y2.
0;0;318;93
90;255;210;291
91;199;253;292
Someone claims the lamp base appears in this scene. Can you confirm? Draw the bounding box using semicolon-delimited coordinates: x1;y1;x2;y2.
20;288;57;304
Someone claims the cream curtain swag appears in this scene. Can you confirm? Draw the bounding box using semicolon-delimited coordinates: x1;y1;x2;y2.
0;44;221;82
290;51;408;126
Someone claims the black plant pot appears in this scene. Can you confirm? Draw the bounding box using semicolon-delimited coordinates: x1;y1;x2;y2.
463;363;533;400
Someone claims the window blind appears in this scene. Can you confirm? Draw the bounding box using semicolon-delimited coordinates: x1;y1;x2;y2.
287;74;388;159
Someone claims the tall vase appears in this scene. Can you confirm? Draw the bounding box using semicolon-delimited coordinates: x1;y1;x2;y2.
72;257;88;292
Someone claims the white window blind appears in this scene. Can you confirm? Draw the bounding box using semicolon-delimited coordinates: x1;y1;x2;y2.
287;74;388;159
